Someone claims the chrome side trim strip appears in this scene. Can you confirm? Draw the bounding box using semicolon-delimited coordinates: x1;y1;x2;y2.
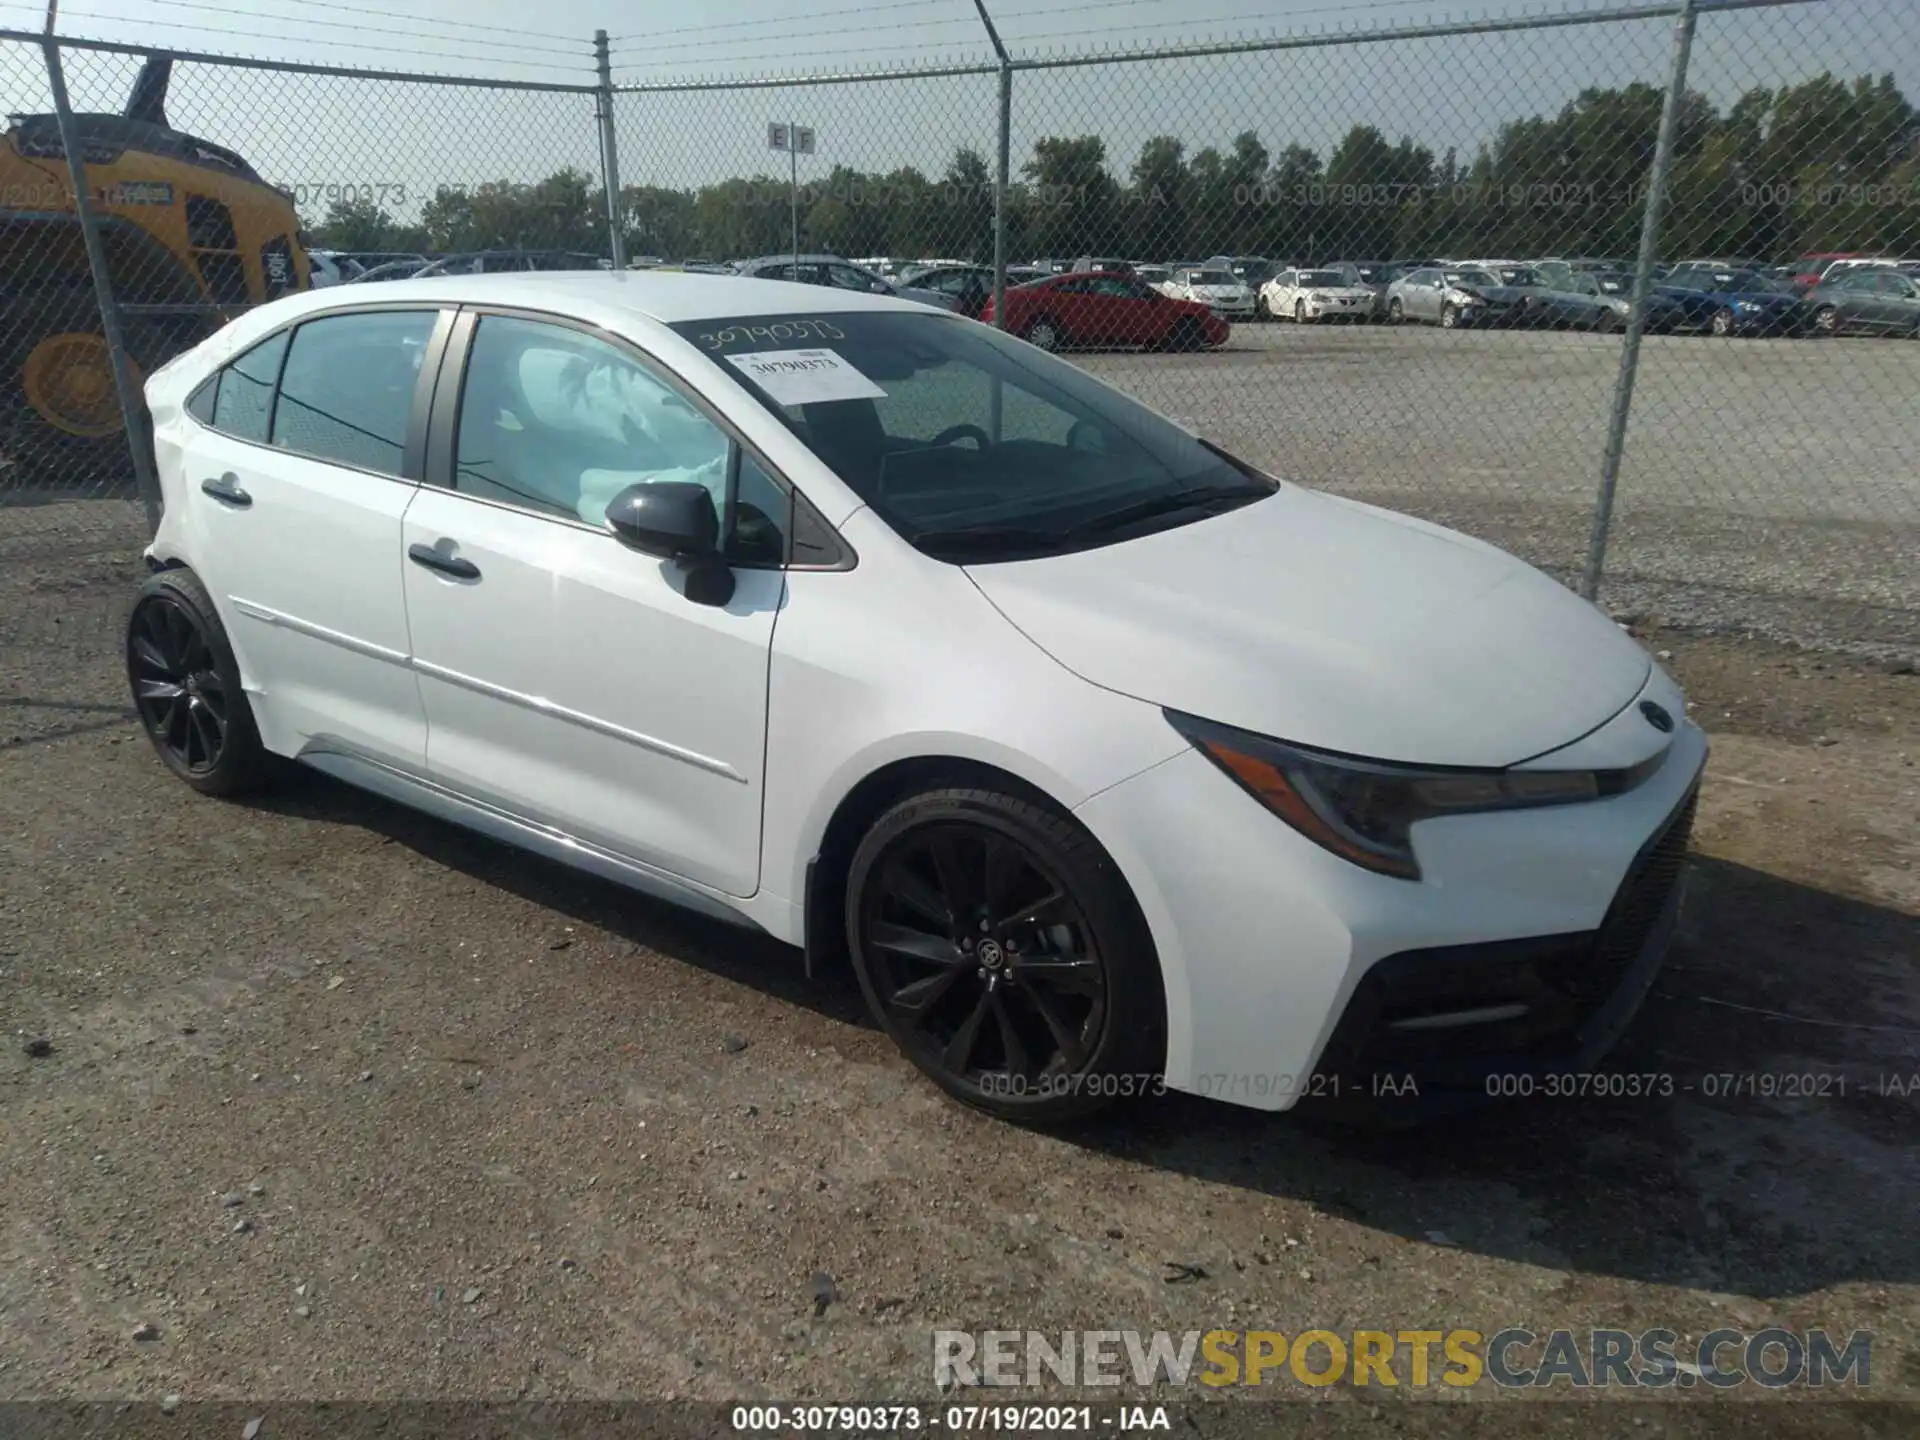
229;595;411;666
231;594;743;783
408;658;745;783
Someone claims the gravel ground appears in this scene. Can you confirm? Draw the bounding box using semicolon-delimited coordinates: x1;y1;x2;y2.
2;497;1917;1428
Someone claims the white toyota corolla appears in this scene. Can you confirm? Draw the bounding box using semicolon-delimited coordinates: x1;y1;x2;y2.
131;273;1706;1122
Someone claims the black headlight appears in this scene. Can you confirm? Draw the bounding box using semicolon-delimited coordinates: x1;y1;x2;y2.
1167;710;1663;880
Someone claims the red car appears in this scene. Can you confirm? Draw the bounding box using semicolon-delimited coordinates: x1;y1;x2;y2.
980;271;1229;352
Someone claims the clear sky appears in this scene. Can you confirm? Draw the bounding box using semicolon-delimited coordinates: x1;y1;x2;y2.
1;0;1912;214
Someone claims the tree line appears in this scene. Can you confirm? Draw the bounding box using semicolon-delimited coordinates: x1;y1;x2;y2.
310;72;1918;265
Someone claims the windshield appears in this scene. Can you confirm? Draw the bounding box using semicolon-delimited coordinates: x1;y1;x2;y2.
1492;266;1543;286
1297;270;1346;287
1445;269;1501;289
1713;270;1792;294
671;310;1274;560
1191;269;1236;285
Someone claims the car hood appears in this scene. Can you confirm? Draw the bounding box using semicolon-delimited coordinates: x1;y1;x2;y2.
965;487;1651;768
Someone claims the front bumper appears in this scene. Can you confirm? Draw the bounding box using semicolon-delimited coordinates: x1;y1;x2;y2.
1073;669;1708;1113
1302;297;1374;320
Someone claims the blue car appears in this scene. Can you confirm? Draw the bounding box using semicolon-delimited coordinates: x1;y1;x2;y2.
1657;263;1813;337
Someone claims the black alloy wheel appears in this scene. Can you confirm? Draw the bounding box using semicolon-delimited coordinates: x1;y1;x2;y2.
126;568;269;795
847;789;1163;1122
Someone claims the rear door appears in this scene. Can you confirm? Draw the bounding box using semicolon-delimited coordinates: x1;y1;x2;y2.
399;307;790;896
173;305;449;766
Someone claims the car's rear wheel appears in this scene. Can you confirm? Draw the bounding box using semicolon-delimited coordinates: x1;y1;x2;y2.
1020;316;1062;352
1812;305;1839;336
126;568;270;797
846;787;1164;1124
1595;308;1622;335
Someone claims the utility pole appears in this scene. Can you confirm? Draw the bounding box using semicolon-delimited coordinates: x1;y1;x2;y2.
593;30;626;268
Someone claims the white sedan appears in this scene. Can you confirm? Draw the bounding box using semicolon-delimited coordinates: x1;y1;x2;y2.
131;273;1706;1123
1163;266;1258;318
1261;267;1379;322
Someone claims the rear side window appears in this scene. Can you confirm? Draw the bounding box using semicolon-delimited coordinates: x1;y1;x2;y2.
271;310;437;476
210;329;289;442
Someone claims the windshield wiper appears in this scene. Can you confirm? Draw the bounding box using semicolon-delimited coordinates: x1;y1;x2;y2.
1063;482;1267;539
907;523;1069;558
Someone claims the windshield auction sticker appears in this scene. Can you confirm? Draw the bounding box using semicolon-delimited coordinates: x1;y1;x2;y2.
724;348;886;405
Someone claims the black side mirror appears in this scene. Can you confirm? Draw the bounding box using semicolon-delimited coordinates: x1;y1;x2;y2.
605;481;736;606
605;480;718;557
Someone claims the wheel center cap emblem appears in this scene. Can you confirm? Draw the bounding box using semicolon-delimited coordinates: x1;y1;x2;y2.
977;939;1004;970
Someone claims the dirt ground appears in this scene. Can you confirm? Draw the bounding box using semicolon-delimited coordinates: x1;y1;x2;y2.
1;540;1916;1431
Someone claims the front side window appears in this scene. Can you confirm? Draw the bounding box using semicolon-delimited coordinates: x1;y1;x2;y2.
827;264;883;293
674;309;1272;561
453;314;734;531
209;328;289;442
272;309;437;476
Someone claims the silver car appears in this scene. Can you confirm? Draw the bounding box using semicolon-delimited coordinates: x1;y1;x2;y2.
736;253;949;310
1384;266;1530;327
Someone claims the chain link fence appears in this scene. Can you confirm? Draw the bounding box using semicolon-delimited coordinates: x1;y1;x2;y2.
2;0;1916;662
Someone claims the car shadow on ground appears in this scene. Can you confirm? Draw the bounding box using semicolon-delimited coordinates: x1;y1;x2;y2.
248;767;1918;1294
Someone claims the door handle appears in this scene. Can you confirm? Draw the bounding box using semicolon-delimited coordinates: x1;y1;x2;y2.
200;473;251;507
408;542;481;580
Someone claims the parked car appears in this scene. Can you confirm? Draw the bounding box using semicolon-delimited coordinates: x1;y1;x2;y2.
735;254;948;310
1071;255;1136;278
1784;253;1887;291
983;271;1228;351
1657;264;1813;337
1260;266;1377;323
893;262;997;316
1132;263;1173;291
1805;267;1920;337
1555;272;1691;333
1205;254;1279;289
1163;266;1258;319
1384;266;1530;328
132;270;1705;1122
414;250;604;277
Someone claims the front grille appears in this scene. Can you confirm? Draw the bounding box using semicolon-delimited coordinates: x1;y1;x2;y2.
1575;787;1697;1005
1302;784;1699;1112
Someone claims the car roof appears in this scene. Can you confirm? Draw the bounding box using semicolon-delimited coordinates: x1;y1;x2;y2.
226;271;929;334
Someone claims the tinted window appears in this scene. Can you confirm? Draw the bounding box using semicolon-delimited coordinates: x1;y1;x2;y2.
211;329;289;442
827;264;882;292
272;310;436;476
454;314;730;527
187;375;219;425
728;450;790;566
672;310;1272;560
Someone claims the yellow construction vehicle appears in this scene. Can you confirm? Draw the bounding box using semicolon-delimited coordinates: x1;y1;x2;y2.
2;53;308;482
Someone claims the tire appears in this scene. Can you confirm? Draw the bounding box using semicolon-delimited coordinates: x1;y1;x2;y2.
1812;305;1839;336
1710;307;1736;337
126;568;271;797
1;292;155;490
1294;299;1310;325
845;787;1164;1124
1595;308;1622;335
1387;297;1404;324
1020;316;1062;352
1439;303;1460;329
1254;292;1271;322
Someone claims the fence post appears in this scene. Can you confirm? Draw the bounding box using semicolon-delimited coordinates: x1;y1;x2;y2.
972;0;1012;330
1581;0;1697;603
38;30;163;535
593;29;626;269
993;63;1012;331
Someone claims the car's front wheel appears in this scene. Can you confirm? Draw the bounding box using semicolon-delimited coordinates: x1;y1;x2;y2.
1294;299;1310;324
1387;297;1404;324
126;568;270;796
1812;305;1839;336
1440;302;1460;329
845;787;1164;1123
1710;307;1737;337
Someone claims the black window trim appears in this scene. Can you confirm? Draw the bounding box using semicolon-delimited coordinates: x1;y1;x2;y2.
180;299;455;488
423;302;854;573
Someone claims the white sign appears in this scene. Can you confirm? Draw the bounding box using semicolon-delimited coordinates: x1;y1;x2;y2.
724;348;885;406
769;122;816;154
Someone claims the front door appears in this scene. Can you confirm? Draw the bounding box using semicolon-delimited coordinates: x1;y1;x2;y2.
400;310;785;897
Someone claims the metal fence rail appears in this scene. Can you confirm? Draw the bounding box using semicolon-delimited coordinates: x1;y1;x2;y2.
2;0;1916;660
